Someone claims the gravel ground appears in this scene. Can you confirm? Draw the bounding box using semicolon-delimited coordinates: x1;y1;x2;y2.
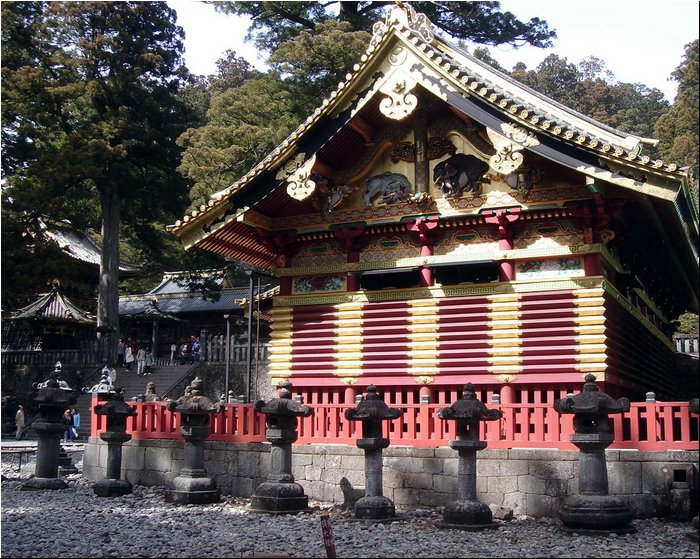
1;460;698;559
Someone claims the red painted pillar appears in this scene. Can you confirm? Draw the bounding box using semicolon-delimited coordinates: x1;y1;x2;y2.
333;225;366;292
584;253;601;276
500;384;514;404
484;208;520;282
405;216;441;287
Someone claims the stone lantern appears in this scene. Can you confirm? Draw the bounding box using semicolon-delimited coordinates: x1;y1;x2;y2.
21;362;77;490
165;376;225;504
92;383;137;497
436;382;502;530
344;385;402;520
251;380;313;514
553;373;634;534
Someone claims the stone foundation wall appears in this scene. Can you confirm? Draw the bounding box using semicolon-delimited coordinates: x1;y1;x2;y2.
82;438;698;519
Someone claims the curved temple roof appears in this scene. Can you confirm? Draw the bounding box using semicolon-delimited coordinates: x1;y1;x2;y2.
168;4;698;313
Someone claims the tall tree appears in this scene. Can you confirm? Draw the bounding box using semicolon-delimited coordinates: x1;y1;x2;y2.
1;1;192;361
213;1;555;53
654;40;699;183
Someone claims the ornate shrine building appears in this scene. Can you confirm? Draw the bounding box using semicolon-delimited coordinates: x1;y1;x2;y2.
169;5;699;409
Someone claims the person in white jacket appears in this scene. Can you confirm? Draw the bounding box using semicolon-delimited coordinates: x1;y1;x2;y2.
124;345;135;371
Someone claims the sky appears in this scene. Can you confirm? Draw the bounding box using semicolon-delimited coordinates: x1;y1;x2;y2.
167;0;699;103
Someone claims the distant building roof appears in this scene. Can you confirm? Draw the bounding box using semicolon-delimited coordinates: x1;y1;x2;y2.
13;282;94;324
35;217;139;273
119;272;272;317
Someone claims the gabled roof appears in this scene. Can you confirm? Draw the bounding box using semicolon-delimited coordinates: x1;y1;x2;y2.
168;4;698;312
13;282;94;324
119;273;273;318
33;217;140;273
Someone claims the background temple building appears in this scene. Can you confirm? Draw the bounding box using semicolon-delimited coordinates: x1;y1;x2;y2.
169;5;698;410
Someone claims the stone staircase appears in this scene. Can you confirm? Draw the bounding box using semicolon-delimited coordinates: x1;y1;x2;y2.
73;362;202;440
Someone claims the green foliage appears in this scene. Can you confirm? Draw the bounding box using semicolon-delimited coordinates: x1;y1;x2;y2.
1;1;197;313
507;53;669;139
269;20;370;115
213;1;556;53
654;40;699;177
675;312;699;335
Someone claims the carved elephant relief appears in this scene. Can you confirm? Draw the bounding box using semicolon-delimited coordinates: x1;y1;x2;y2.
432;153;489;197
363;172;411;206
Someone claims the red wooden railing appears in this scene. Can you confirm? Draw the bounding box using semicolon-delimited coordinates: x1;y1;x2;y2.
91;400;699;451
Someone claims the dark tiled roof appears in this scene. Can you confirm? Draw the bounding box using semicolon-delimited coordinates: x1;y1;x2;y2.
13;284;94;324
119;286;269;316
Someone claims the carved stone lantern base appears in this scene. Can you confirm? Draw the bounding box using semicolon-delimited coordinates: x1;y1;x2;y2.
57;448;79;476
559;494;635;535
436;499;500;531
94;478;133;497
21;477;68;491
354;495;396;520
166;473;220;505
250;481;309;515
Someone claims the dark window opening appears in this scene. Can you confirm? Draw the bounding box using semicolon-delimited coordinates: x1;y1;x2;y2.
359;268;421;291
434;262;499;286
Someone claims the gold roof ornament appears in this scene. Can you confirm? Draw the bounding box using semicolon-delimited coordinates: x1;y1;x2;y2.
371;2;434;48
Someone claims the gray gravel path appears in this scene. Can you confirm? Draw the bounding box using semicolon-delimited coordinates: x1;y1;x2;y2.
1;471;698;559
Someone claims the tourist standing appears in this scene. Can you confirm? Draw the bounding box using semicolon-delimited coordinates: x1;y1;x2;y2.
62;409;73;443
144;348;154;375
179;342;188;365
136;346;147;375
170;343;177;363
192;338;201;363
71;408;80;441
117;339;126;367
124;345;135;371
15;404;25;440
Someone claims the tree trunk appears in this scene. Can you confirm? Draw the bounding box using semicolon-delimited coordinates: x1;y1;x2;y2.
97;185;120;365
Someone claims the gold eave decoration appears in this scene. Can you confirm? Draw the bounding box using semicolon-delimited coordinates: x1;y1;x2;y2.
486;123;540;175
275;152;319;201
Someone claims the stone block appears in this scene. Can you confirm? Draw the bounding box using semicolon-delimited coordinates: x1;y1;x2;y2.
320;467;347;484
476;458;500;477
480;492;503;507
544;478;568;497
386;447;437;459
238;452;260;477
501;459;529;476
305;465;322;481
121;445;145;471
339;454;365;471
432;474;457;495
608;461;642;494
144;447;173;472
403;472;433;490
384;456;443;474
525;493;559;518
641;462;669;494
488;475;517;494
294;453;313;466
529;460;574;480
312;454;326;469
442;458;458;477
383;468;405;489
416;488;449;507
141;469;165;487
392;488;420;506
517;474;545;494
